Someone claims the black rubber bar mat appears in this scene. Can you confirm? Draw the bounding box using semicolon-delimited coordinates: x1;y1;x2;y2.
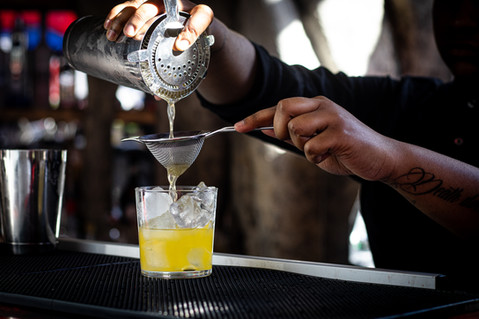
0;251;478;318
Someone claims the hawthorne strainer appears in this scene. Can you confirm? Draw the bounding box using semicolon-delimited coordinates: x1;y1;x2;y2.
122;126;274;169
129;0;217;166
131;0;214;102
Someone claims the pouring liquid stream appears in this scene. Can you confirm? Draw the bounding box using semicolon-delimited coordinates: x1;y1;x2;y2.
165;101;187;201
167;102;176;139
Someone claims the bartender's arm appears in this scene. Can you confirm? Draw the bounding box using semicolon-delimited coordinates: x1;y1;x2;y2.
104;0;258;105
236;96;479;240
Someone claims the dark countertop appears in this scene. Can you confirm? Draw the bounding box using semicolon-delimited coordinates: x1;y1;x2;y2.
1;238;478;318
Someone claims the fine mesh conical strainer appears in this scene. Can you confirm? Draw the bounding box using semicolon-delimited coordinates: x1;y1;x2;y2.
122;126;274;169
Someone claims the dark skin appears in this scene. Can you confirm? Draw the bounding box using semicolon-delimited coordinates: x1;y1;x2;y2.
105;0;479;239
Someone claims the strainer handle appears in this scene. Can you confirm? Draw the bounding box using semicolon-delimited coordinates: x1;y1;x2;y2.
205;126;274;139
121;136;142;143
164;0;181;27
205;126;236;138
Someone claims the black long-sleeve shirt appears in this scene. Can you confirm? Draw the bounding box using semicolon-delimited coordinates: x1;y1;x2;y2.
199;43;479;282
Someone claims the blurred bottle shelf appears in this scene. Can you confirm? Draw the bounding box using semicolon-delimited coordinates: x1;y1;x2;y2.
0;108;157;125
6;0;75;10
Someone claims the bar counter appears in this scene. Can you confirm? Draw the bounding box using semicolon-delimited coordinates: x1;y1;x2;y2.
1;238;478;318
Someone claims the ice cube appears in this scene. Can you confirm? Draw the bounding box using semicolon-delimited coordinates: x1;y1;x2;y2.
191;182;215;211
143;188;173;219
147;213;177;229
170;195;199;228
199;190;215;211
195;211;211;228
168;183;216;228
187;247;211;268
195;181;208;191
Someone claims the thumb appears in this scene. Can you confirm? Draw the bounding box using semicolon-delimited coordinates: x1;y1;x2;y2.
174;4;213;51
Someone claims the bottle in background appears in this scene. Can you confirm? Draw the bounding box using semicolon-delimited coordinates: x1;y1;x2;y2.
45;10;78;109
5;16;32;107
20;11;44;109
23;10;51;110
0;10;15;107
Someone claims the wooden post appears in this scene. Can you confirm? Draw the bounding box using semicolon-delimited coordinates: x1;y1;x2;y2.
79;76;117;240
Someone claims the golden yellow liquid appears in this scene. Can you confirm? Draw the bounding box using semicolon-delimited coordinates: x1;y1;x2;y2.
167;102;175;139
165;102;192;196
166;164;190;200
139;226;214;273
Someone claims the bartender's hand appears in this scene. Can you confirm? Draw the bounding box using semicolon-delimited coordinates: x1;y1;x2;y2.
104;0;213;51
235;96;396;182
104;0;259;105
235;96;479;239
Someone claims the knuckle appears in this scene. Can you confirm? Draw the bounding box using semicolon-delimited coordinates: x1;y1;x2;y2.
184;24;200;40
304;142;324;164
277;99;290;113
110;19;124;33
287;120;303;136
133;10;148;23
303;142;314;157
198;4;213;14
195;4;213;16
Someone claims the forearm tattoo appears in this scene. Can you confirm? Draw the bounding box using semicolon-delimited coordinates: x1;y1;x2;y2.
391;167;479;212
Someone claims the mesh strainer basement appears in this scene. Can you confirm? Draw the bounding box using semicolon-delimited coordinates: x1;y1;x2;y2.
122;127;274;170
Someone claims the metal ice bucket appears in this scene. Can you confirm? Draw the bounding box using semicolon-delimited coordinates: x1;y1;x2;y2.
0;149;67;254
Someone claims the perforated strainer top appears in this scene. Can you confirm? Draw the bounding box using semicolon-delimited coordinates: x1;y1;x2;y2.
128;9;213;103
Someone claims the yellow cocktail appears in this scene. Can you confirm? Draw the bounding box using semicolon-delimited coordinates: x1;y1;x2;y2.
135;185;218;279
139;225;214;277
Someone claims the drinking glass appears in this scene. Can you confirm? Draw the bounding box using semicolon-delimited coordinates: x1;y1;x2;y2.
135;184;217;279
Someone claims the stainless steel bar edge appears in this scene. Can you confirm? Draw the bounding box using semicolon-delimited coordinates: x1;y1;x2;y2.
212;253;439;290
58;237;140;258
58;237;439;289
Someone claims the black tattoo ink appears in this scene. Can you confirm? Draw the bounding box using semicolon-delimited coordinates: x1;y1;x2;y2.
393;167;479;213
433;187;463;203
392;167;442;195
392;167;463;204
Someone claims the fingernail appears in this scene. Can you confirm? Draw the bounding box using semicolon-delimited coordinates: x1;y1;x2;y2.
176;39;190;51
104;19;111;29
106;29;117;40
124;24;135;36
234;120;245;129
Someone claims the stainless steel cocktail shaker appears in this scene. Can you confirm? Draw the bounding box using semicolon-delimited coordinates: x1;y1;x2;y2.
63;3;213;103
